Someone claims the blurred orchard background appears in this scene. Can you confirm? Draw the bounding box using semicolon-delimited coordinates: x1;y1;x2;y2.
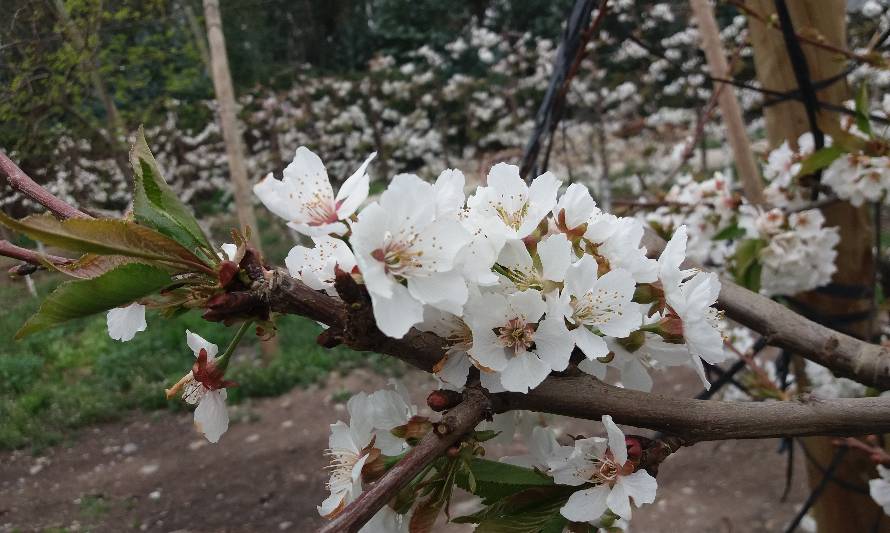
1;0;890;531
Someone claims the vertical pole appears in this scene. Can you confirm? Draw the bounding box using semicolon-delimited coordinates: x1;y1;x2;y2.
202;0;263;252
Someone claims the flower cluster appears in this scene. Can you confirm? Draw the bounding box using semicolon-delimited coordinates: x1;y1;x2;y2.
262;148;729;397
644;163;840;298
738;206;840;297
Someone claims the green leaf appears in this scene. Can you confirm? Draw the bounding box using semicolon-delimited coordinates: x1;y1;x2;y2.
130;126;215;257
796;145;845;177
0;213;212;274
16;263;172;339
467;459;555;487
473;494;568;533
855;83;872;137
732;238;766;293
713;223;745;241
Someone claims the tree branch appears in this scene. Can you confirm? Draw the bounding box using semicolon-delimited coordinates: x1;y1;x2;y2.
492;374;890;442
0;239;72;267
0;151;91;219
250;266;890;440
317;388;491;533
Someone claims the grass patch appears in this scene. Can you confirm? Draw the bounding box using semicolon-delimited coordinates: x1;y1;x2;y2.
0;277;401;452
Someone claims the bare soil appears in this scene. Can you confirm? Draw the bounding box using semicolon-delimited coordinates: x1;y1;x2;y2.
0;367;811;533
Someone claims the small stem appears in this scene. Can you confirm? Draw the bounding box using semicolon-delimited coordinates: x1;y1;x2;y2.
215;320;254;372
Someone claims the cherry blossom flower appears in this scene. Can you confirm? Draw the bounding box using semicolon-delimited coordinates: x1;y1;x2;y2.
495;233;573;292
254;147;376;237
586;216;658;283
418;307;474;390
549;415;657;522
663;271;727;388
466;289;573;392
106;303;147;342
501;426;568;470
351;173;471;338
318;418;374;518
285;236;357;295
467;163;560;241
554;182;599;235
551;255;641;362
165;331;235;443
578;334;688;392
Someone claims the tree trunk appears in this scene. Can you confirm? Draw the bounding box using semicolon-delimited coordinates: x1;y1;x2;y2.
746;2;882;532
202;0;263;252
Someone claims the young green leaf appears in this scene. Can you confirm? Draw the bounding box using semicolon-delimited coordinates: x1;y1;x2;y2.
795;145;845;178
712;223;745;241
0;212;213;274
16;263;172;339
466;459;555;486
854;83;872;137
130;126;215;257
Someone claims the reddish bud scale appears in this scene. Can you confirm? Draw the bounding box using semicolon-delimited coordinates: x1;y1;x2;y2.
427;389;462;412
217;260;239;288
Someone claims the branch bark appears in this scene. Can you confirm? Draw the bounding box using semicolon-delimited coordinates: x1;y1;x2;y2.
1;151;91;219
493;375;890;442
0;240;72;267
317;388;490;533
254;267;890;440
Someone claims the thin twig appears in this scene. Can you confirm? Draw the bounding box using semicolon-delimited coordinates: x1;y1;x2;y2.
317;389;490;533
0;239;73;267
1;151;91;219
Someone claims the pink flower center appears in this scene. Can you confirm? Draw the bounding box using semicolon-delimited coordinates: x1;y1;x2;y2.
371;238;422;276
304;193;339;226
496;317;536;356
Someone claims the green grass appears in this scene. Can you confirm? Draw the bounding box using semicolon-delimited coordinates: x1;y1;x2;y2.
0;278;401;452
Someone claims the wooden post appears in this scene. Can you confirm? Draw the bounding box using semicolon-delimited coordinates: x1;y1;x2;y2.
689;0;765;205
202;0;263;252
745;1;882;531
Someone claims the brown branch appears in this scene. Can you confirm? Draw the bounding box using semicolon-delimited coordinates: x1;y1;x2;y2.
251;266;890;441
642;228;890;390
492;374;890;442
1;151;92;219
317;388;491;533
0;239;73;267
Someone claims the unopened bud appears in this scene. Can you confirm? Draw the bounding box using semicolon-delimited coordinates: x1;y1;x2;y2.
427;389;462;412
218;260;239;288
446;445;462;458
625;436;643;461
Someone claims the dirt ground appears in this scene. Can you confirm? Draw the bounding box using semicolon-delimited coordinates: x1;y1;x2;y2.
0;366;812;533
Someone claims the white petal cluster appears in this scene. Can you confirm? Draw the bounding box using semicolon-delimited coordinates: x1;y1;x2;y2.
264;149;728;395
537;416;658;523
740;207;840;297
319;381;415;521
823;152;890;206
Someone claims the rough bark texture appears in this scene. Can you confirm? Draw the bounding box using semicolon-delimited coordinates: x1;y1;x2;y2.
745;1;883;530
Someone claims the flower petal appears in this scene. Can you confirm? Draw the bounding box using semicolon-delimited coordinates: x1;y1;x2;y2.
186;330;218;359
194;390;229;443
560;486;610;522
106;303;146;342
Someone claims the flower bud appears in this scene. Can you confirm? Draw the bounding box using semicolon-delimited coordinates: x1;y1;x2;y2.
427;389;462;412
